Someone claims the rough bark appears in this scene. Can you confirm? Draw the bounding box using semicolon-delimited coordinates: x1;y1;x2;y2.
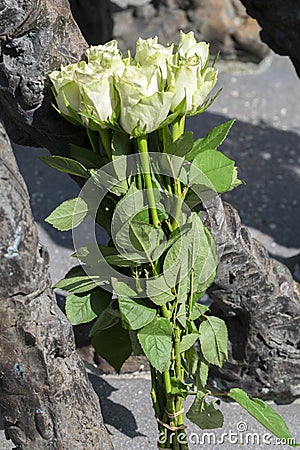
69;0;113;45
240;0;300;76
0;0;89;153
208;203;300;402
0;122;113;449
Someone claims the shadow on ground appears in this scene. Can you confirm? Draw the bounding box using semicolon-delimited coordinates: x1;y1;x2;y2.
14;111;300;249
188;112;300;248
88;373;144;438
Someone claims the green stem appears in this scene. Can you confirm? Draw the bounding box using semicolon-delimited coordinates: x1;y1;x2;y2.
163;371;180;450
171;181;183;231
187;272;194;319
171;117;186;231
151;366;161;418
162;125;171;151
137;136;161;228
161;300;190;450
151;366;168;448
160;126;173;195
174;328;182;380
174;323;188;449
161;304;171;319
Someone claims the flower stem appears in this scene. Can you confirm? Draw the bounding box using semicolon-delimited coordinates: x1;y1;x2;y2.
171;117;186;231
137;135;161;228
151;365;167;447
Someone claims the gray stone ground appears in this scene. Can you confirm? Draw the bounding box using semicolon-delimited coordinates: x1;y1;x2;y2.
1;53;299;448
1;371;299;450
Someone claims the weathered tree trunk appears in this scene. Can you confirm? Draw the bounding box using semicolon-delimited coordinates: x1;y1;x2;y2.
0;0;89;153
69;0;113;45
0;122;113;449
209;203;300;402
240;0;300;76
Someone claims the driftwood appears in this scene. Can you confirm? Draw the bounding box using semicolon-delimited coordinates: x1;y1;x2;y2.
0;0;299;406
0;123;113;449
240;0;300;76
0;0;89;153
69;0;113;46
209;203;300;402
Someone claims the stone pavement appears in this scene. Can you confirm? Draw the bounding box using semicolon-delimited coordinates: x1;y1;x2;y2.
1;370;300;449
1;53;299;448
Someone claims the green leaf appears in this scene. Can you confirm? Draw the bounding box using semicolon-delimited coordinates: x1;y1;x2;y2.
70;144;106;169
65;292;97;325
95;195;117;235
228;165;243;191
186;119;235;161
190;223;218;295
53;265;105;294
177;277;189;304
118;296;156;330
90;168;128;196
111;131;131;159
129;221;164;258
132;207;168;225
164;214;217;294
45;197;88;231
151;223;191;261
170;378;191;398
92;321;132;372
129;330;144;356
190;303;203;320
113;185;144;243
166;132;193;157
39;155;89;178
72;244;112;265
112;279;138;298
90;288;112;316
186;345;199;376
148;289;174;306
137;316;172;372
198;303;210;314
163;214;200;289
228;388;297;443
180;333;199;353
73;244;141;267
199;316;228;367
89;302;120;336
190;150;235;193
187;392;224;429
196;351;210;389
105;253;143;267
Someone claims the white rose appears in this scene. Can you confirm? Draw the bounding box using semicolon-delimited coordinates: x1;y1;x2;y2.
168;32;217;115
86;40;124;71
115;65;174;136
49;62;83;120
135;37;174;80
81;73;119;127
178;31;209;69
